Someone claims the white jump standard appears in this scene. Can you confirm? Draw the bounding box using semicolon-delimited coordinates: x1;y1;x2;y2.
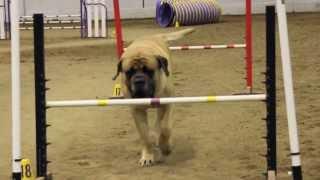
10;0;22;179
276;0;302;179
82;0;107;38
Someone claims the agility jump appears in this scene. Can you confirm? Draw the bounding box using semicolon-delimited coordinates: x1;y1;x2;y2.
0;0;108;39
113;0;253;92
9;1;302;180
34;7;274;180
32;10;272;177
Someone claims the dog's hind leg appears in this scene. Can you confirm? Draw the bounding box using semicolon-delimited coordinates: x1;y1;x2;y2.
131;107;155;167
156;104;173;156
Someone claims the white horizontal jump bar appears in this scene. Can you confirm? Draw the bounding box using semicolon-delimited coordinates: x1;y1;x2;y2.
20;20;81;24
20;26;81;30
169;44;246;50
47;94;266;108
20;14;80;19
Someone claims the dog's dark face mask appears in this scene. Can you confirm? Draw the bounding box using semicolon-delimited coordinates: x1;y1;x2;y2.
113;56;170;98
126;66;155;98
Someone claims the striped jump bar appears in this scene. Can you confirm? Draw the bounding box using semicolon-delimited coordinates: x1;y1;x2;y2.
47;94;266;108
169;44;246;50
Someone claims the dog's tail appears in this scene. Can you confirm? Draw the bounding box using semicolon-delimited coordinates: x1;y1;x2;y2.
158;28;195;42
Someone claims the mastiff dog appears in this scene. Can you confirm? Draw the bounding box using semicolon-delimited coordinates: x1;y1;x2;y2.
113;28;194;167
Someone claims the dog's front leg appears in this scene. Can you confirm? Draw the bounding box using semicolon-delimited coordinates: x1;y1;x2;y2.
156;104;173;156
131;107;155;167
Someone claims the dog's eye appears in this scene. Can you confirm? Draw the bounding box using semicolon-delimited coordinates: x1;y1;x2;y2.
142;67;154;77
125;68;136;78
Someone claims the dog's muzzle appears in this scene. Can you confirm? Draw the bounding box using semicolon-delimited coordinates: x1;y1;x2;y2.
130;73;155;98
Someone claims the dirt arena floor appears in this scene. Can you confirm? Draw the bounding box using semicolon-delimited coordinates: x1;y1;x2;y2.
1;14;319;180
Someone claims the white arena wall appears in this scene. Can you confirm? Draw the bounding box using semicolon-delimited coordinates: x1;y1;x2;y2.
19;0;320;19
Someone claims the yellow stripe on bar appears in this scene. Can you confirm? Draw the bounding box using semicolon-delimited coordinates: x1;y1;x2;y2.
207;96;217;102
98;100;108;106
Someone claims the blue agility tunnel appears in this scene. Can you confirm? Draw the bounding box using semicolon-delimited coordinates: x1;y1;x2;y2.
156;0;221;27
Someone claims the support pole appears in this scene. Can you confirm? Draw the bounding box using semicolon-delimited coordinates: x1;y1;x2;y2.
4;0;10;39
93;0;99;37
11;0;22;178
275;1;302;180
87;0;93;37
113;0;124;58
0;0;5;39
266;5;277;180
80;0;85;38
33;14;48;179
101;0;107;37
7;0;11;38
245;0;253;92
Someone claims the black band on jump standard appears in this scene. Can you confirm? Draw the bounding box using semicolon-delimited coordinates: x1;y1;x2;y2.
12;173;21;180
292;166;302;180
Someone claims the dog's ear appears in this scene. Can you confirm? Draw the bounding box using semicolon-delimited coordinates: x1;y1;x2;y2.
156;56;170;76
112;61;122;80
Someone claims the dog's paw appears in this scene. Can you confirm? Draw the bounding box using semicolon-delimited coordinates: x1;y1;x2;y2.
139;152;155;167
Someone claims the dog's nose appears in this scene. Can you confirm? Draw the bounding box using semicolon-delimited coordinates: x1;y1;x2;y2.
133;75;145;84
